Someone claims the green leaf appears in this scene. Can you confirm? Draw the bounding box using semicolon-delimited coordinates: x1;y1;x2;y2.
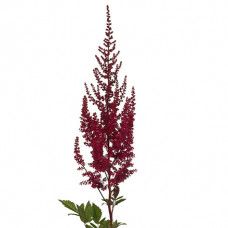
90;222;98;228
115;198;126;206
85;225;93;228
113;221;118;228
112;220;127;228
99;219;110;228
99;218;106;223
85;201;93;222
58;200;78;214
101;198;113;206
77;203;87;223
101;199;109;204
116;196;124;200
92;203;102;224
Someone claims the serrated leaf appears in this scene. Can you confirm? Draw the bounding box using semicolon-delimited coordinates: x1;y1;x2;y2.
115;198;126;206
58;200;78;214
85;201;93;222
77;203;87;223
92;203;102;224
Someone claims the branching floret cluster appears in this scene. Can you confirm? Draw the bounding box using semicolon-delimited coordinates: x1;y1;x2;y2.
74;5;136;193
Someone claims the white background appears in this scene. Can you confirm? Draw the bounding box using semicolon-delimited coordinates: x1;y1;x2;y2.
0;0;228;227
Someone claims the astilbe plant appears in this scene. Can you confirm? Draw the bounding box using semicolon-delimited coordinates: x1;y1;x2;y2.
59;5;136;228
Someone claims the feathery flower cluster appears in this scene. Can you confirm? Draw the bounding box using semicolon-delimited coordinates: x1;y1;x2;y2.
74;5;136;192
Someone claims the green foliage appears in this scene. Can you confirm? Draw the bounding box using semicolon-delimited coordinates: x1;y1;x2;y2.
98;219;126;228
113;220;127;228
115;196;126;206
59;199;126;228
99;219;110;228
89;222;98;228
101;198;113;206
77;203;88;223
85;225;93;228
59;200;106;227
58;200;78;215
102;196;126;207
92;203;102;224
85;201;93;222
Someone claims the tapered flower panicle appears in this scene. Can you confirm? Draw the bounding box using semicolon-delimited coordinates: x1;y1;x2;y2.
74;137;85;170
74;5;136;191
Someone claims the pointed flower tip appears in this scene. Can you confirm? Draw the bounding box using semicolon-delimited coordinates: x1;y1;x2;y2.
83;95;87;101
106;5;110;15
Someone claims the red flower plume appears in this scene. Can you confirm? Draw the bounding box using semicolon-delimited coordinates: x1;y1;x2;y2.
74;5;136;191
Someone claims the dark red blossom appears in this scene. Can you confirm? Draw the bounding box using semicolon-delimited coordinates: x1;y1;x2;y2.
74;5;136;192
74;137;85;170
